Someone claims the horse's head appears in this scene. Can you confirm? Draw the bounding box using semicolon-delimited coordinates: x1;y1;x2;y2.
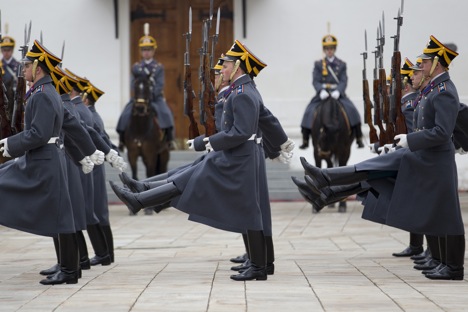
314;98;344;157
133;76;152;116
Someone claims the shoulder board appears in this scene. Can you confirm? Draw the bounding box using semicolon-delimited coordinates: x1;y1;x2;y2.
437;82;446;93
33;85;44;94
236;85;244;94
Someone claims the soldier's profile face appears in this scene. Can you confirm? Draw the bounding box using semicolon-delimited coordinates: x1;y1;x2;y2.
221;61;234;82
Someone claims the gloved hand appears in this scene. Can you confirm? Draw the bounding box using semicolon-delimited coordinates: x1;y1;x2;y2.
280;138;295;153
369;143;379;154
378;143;395;155
112;156;128;172
394;134;408;148
319;89;329;100
89;150;105;165
331;90;340;99
273;151;293;164
105;149;119;163
0;138;10;157
186;139;194;150
79;156;94;174
203;137;213;152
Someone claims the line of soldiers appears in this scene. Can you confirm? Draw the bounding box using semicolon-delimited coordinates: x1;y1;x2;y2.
0;35;127;285
293;35;467;281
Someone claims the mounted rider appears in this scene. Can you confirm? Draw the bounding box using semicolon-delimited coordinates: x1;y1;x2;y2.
116;23;175;150
300;34;364;149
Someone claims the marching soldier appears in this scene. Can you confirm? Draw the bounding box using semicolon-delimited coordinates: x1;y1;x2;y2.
116;24;175;150
298;36;464;280
0;35;19;108
299;34;364;149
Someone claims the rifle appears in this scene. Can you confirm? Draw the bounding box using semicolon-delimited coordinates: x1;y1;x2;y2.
183;7;199;139
391;0;407;136
12;21;31;134
198;15;216;136
372;29;387;146
0;10;12;139
362;30;378;144
377;17;395;143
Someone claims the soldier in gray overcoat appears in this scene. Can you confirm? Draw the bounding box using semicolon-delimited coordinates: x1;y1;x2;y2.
0;40;81;285
299;36;464;281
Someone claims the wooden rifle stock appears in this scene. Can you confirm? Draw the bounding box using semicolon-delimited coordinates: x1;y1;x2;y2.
0;72;13;138
379;68;394;143
184;63;200;139
373;78;387;146
11;76;25;134
363;79;378;144
202;52;216;136
392;51;407;135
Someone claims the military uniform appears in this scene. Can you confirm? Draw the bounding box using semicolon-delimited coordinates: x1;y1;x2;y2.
0;36;20;108
300;34;363;149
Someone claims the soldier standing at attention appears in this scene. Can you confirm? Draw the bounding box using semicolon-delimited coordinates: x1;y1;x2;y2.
116;23;175;150
299;34;364;149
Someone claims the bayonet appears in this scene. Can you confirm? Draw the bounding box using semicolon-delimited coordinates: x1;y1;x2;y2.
210;7;221;68
40;30;43;44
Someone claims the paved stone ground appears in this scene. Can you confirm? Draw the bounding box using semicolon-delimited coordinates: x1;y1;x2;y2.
1;194;468;312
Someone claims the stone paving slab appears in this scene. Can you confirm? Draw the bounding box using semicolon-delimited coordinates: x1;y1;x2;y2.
1;194;468;312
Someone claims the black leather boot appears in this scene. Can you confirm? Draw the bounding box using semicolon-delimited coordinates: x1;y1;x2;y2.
230;234;250;263
40;236;60;276
265;235;275;275
300;157;368;189
291;176;321;197
119;172;168;193
87;224;111;266
40;233;79;285
101;225;115;263
392;245;424;257
426;235;465;280
411;246;431;261
110;181;180;214
76;231;90;270
230;230;267;281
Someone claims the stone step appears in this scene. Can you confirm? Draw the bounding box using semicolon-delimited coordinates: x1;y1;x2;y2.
105;150;304;204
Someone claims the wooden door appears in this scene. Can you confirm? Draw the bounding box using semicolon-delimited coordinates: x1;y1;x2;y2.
130;0;234;143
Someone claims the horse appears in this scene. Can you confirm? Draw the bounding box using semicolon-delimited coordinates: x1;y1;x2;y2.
124;75;170;182
310;97;354;213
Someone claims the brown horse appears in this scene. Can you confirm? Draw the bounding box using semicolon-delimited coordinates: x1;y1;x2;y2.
124;75;170;181
310;97;354;212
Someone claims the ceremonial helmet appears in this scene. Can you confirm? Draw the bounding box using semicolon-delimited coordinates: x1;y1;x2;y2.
418;35;458;68
410;58;423;71
64;68;89;92
50;65;77;94
0;36;15;49
139;23;157;49
400;58;414;85
322;34;338;48
221;40;267;79
83;81;105;103
24;40;61;80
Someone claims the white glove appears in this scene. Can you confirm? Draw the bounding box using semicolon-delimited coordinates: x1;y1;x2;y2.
280;138;295;153
378;143;395;155
394;134;408;148
105;149;119;163
273;151;293;164
186;139;194;150
319;89;329;100
455;148;467;155
89;150;105;165
203;137;213;152
79;156;94;174
331;90;340;99
0;138;10;157
112;156;128;171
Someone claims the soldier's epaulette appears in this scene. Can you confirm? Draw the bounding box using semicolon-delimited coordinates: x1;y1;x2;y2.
33;85;44;94
437;82;446;93
236;85;244;94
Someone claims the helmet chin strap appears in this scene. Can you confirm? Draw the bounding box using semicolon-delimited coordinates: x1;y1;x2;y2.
429;56;439;77
32;59;39;81
230;60;240;81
